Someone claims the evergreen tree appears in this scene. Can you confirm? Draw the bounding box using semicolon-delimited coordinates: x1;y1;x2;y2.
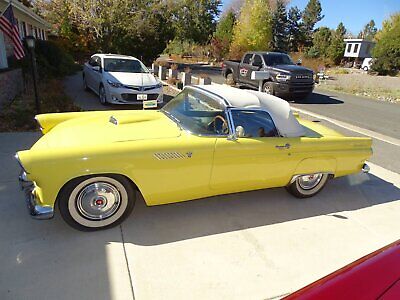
328;22;347;64
307;26;331;58
287;6;303;52
302;0;324;46
229;0;273;59
212;10;236;59
358;19;378;41
271;0;288;52
372;13;400;75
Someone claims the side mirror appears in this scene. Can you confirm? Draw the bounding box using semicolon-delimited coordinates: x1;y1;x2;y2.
92;65;101;72
296;59;302;66
235;126;246;138
148;68;154;74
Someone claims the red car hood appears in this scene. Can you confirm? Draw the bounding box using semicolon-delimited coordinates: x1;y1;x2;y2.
285;240;400;299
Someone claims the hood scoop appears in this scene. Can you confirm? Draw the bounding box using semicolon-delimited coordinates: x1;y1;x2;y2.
109;114;160;126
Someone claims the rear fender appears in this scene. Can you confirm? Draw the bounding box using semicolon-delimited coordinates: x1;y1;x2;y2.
294;157;337;177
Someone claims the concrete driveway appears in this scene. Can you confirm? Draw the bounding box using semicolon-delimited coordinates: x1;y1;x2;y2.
1;130;400;299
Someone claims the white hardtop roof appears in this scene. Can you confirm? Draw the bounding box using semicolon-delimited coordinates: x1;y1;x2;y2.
192;85;306;137
92;54;139;60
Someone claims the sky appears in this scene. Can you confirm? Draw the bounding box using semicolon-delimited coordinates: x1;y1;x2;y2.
221;0;400;35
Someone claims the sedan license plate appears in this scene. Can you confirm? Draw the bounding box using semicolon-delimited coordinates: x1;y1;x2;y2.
137;94;147;100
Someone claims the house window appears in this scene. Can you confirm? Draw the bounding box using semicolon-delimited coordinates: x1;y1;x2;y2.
354;43;359;53
347;43;352;53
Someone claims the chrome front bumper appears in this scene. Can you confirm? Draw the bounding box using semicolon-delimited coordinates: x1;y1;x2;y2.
18;171;54;220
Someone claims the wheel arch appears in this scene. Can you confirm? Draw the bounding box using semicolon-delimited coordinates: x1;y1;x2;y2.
291;157;337;182
55;173;143;206
224;68;233;78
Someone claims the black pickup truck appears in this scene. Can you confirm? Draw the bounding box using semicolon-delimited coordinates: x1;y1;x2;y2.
222;52;314;99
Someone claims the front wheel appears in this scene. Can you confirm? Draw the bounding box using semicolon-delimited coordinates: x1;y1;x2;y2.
99;85;108;105
286;173;329;198
58;175;136;231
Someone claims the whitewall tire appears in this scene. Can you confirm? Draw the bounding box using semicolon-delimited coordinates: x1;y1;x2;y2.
59;175;136;231
286;173;329;198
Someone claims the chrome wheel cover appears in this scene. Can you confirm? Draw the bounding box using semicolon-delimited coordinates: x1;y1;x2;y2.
68;177;129;228
76;182;121;220
297;173;323;190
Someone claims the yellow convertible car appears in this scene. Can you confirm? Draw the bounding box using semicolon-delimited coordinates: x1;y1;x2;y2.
16;85;372;231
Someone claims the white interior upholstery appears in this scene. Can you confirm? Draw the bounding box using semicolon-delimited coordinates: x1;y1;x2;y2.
193;85;306;137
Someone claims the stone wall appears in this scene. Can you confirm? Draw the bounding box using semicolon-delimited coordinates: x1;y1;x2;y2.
0;69;23;107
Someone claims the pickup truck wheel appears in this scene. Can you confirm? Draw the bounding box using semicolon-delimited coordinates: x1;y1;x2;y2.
286;173;329;198
58;175;136;231
225;73;235;86
263;82;275;95
99;85;108;105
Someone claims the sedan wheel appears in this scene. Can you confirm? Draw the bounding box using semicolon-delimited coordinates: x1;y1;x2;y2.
59;175;136;231
286;173;329;198
99;85;108;105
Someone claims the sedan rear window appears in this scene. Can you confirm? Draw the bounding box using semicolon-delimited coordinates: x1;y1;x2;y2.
104;58;149;73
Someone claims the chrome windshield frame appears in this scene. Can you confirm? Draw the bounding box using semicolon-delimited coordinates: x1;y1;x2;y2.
161;86;234;138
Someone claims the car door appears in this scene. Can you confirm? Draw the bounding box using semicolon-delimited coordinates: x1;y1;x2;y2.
210;108;300;193
239;53;253;85
246;54;263;87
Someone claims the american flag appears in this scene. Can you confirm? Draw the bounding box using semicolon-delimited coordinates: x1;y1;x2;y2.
0;4;25;60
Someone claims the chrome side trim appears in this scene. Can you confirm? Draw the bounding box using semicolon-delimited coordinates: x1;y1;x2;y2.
18;171;54;220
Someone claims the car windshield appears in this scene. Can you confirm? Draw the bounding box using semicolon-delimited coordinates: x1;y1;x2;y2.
104;58;149;73
162;89;228;135
263;54;294;66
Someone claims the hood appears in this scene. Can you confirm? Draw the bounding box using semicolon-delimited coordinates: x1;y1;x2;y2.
32;110;181;149
105;72;158;86
273;64;313;74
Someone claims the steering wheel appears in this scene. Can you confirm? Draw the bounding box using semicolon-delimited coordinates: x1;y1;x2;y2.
209;115;229;135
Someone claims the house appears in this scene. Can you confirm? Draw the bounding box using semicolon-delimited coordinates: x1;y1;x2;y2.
0;0;50;69
343;38;375;59
0;0;50;105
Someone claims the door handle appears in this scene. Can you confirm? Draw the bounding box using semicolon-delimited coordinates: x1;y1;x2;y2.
275;143;290;150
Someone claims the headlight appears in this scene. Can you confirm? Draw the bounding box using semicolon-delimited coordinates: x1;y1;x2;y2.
276;74;291;82
155;82;163;89
107;80;123;88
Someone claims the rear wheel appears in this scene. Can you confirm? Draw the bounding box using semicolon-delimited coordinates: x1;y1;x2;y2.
225;73;235;86
286;173;329;198
58;175;136;231
262;81;275;95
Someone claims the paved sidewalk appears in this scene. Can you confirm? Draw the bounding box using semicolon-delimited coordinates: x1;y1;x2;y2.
1;132;400;299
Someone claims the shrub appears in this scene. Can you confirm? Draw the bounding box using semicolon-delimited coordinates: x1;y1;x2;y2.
371;13;400;75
